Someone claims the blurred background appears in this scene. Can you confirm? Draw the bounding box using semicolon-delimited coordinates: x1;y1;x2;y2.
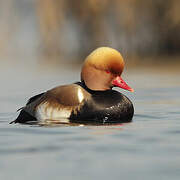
0;0;180;66
1;2;180;180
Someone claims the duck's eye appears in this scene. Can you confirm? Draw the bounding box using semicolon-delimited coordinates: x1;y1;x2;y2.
106;70;110;74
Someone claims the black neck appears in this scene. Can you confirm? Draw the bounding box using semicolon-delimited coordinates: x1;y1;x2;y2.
75;81;112;94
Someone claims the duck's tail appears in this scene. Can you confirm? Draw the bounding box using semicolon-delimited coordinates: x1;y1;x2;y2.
10;92;44;124
10;109;37;124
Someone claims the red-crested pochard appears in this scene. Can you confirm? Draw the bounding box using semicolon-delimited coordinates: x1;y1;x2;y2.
11;47;134;124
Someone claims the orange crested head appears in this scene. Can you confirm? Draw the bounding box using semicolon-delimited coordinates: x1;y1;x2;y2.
84;47;125;75
81;47;133;92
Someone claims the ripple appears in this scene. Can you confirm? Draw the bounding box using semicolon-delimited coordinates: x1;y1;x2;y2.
134;114;162;120
166;130;180;135
0;145;61;155
0;126;75;136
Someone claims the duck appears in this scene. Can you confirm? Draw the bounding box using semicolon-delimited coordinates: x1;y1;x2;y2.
11;47;134;124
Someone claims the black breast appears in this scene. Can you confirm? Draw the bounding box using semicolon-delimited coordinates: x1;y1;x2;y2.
70;88;134;124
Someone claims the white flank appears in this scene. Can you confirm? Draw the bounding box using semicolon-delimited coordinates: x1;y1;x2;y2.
35;102;70;123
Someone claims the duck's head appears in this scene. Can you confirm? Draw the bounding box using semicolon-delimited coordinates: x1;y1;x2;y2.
81;47;134;92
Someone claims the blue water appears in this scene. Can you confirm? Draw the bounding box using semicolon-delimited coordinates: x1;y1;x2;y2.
0;63;180;180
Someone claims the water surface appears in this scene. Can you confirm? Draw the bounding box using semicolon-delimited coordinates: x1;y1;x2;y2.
0;63;180;180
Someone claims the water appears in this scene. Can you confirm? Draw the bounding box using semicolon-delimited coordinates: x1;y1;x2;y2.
1;62;180;180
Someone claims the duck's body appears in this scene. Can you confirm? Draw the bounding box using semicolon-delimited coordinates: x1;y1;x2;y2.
12;82;133;124
11;47;134;124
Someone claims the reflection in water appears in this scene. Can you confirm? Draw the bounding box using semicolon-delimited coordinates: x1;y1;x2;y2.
23;120;127;136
